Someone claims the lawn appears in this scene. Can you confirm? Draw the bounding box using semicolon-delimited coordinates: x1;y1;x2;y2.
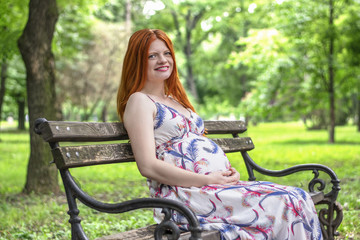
0;121;359;239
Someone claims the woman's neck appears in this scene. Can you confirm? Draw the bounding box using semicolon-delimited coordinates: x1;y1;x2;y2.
141;83;167;101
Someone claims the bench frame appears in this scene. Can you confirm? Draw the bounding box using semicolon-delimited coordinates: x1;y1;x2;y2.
34;118;343;240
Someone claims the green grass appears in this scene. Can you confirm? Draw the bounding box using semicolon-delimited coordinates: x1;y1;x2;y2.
0;121;359;239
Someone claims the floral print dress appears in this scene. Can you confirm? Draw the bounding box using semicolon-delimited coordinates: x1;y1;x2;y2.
147;96;323;240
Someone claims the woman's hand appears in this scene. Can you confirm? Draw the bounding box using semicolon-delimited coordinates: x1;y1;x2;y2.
207;167;240;185
229;167;240;183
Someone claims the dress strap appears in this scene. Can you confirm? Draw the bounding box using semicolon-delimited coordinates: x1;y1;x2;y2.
145;94;156;103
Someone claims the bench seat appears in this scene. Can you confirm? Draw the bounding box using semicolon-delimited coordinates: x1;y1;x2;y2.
34;118;343;240
96;192;325;240
96;225;220;240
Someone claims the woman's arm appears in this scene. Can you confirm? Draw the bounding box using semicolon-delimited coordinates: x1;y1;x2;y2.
123;92;239;188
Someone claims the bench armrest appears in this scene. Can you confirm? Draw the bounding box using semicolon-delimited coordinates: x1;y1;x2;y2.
241;152;341;201
60;169;202;240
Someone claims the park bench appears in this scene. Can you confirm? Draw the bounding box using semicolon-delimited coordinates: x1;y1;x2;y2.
34;118;343;240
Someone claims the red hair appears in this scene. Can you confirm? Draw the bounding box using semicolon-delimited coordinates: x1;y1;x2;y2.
117;29;195;121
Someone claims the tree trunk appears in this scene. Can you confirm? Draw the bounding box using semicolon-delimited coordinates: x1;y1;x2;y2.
356;79;360;132
18;0;60;194
185;56;198;100
171;8;205;102
184;30;198;100
101;105;107;122
125;0;132;34
0;61;7;122
357;93;360;132
328;0;335;143
329;86;335;143
18;99;25;130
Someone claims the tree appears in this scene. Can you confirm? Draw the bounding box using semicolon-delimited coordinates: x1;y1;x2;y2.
143;0;274;118
18;0;60;194
229;28;296;122
228;0;358;142
0;0;28;127
202;0;272;114
339;2;360;131
277;0;351;143
58;20;126;122
327;0;336;143
5;55;27;130
148;0;232;101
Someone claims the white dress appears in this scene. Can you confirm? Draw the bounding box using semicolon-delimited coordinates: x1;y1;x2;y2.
147;97;323;240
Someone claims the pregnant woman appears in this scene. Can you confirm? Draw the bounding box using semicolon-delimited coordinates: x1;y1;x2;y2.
116;28;322;240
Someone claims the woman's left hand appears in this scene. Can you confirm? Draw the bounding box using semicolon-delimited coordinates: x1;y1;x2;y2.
228;167;240;184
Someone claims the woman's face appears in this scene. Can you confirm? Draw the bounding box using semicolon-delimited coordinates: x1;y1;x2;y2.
146;38;174;84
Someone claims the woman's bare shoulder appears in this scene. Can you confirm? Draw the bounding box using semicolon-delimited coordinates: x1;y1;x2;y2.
124;92;156;132
128;91;147;102
126;92;153;108
124;92;155;121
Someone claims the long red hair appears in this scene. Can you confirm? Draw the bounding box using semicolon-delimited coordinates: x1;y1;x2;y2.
117;29;195;121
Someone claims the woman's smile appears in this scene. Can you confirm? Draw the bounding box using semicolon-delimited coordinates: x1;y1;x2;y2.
155;65;170;71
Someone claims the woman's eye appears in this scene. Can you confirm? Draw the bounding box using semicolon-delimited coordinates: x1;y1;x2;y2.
165;51;171;56
148;54;156;59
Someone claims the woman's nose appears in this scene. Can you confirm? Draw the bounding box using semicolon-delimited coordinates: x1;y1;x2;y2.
157;54;167;63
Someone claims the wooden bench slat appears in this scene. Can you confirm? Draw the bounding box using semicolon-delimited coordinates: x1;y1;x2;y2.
52;143;134;169
95;224;221;240
37;120;247;142
53;138;254;169
178;229;221;240
204;120;247;135
38;121;128;142
213;137;254;153
309;191;325;204
95;224;157;240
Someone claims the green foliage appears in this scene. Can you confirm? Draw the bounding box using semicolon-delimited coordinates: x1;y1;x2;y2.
1;55;27;121
228;28;295;121
1;122;359;239
93;0;153;28
339;4;360;66
225;0;360;130
0;0;29;122
54;4;95;58
152;0;269;104
2;0;359;127
0;0;29;60
94;0;128;22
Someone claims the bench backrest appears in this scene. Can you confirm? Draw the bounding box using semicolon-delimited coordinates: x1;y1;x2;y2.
35;119;254;170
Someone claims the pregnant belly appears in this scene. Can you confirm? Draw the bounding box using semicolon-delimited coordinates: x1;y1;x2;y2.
156;136;231;174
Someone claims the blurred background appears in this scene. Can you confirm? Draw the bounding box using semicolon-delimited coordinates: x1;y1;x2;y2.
1;1;360;239
1;0;359;139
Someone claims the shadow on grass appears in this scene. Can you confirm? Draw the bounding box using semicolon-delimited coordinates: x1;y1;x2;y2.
1;139;29;144
273;140;360;146
0;138;29;144
0;129;28;134
0;129;29;144
2;191;67;207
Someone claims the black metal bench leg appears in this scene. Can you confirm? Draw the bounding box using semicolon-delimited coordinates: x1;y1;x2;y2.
318;199;343;240
61;170;89;240
68;208;88;240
